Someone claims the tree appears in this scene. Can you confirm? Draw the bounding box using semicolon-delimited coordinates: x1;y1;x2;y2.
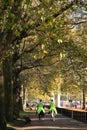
3;55;13;121
10;0;87;110
0;0;87;129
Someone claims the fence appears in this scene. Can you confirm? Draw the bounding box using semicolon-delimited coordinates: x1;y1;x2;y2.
57;107;87;123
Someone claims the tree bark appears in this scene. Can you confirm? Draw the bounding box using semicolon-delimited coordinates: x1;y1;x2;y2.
3;56;13;121
12;68;23;119
0;67;6;130
82;89;85;110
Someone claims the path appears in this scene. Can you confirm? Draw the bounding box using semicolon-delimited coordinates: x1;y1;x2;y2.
7;111;87;130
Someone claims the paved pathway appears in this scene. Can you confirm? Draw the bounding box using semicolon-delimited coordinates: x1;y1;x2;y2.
7;111;87;130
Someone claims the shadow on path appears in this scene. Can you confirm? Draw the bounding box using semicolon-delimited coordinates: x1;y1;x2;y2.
6;111;87;130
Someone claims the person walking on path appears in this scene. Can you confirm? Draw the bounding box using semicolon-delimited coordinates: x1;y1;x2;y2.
36;99;45;120
48;99;57;121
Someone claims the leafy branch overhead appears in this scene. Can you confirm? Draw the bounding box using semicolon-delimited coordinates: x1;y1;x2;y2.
0;0;87;98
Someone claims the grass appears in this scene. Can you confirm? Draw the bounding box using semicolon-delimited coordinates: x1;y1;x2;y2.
6;110;30;130
19;110;30;118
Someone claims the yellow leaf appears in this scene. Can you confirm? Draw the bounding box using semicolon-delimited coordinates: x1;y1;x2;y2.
51;33;57;39
41;44;45;49
9;0;14;5
43;50;48;54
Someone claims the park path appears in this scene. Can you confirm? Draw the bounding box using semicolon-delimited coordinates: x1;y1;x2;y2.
7;111;87;130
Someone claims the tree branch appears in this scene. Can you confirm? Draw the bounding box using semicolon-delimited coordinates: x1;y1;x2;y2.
13;0;80;42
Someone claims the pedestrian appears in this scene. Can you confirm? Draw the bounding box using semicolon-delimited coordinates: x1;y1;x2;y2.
48;99;57;121
36;99;45;120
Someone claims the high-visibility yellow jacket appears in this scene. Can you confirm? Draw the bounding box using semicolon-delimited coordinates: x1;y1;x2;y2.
37;102;45;114
49;101;57;114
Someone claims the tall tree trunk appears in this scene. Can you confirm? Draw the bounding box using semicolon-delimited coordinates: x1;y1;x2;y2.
23;86;26;105
54;93;58;107
13;77;23;119
3;56;13;121
82;88;85;109
0;68;6;130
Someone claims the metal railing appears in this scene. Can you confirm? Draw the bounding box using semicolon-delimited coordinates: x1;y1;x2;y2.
57;107;87;123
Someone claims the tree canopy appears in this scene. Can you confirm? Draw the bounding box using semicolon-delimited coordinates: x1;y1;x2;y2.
0;0;87;113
